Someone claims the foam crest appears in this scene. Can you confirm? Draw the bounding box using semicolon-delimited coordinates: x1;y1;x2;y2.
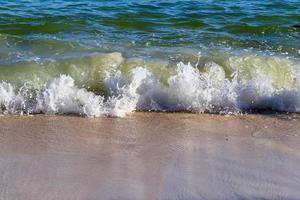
36;75;106;116
0;57;300;117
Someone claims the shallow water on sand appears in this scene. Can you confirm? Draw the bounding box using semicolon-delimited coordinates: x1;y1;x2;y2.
0;113;299;199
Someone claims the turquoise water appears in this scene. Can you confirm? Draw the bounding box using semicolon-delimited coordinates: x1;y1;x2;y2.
0;0;300;116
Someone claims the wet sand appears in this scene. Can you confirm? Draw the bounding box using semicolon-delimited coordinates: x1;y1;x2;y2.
0;113;300;200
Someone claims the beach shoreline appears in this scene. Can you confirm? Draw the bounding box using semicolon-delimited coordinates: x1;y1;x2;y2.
0;113;300;199
1;0;300;199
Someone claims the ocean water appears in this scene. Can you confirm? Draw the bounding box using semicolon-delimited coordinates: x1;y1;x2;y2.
0;0;299;116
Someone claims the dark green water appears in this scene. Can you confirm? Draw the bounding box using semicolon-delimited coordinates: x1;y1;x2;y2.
1;0;299;63
0;0;299;116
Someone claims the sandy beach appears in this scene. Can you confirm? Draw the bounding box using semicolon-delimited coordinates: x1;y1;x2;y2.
0;113;299;200
1;1;300;199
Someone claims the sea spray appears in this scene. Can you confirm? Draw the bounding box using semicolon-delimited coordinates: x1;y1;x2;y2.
0;52;299;116
36;75;106;116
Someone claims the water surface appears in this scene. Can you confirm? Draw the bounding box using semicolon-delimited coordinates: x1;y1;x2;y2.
0;0;299;116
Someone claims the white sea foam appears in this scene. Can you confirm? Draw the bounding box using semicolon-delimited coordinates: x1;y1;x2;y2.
36;75;106;116
0;58;299;117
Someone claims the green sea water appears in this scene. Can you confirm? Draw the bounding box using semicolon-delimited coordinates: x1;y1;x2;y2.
1;0;299;62
0;0;299;116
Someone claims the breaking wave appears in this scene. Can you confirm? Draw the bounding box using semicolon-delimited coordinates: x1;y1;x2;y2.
0;52;300;117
